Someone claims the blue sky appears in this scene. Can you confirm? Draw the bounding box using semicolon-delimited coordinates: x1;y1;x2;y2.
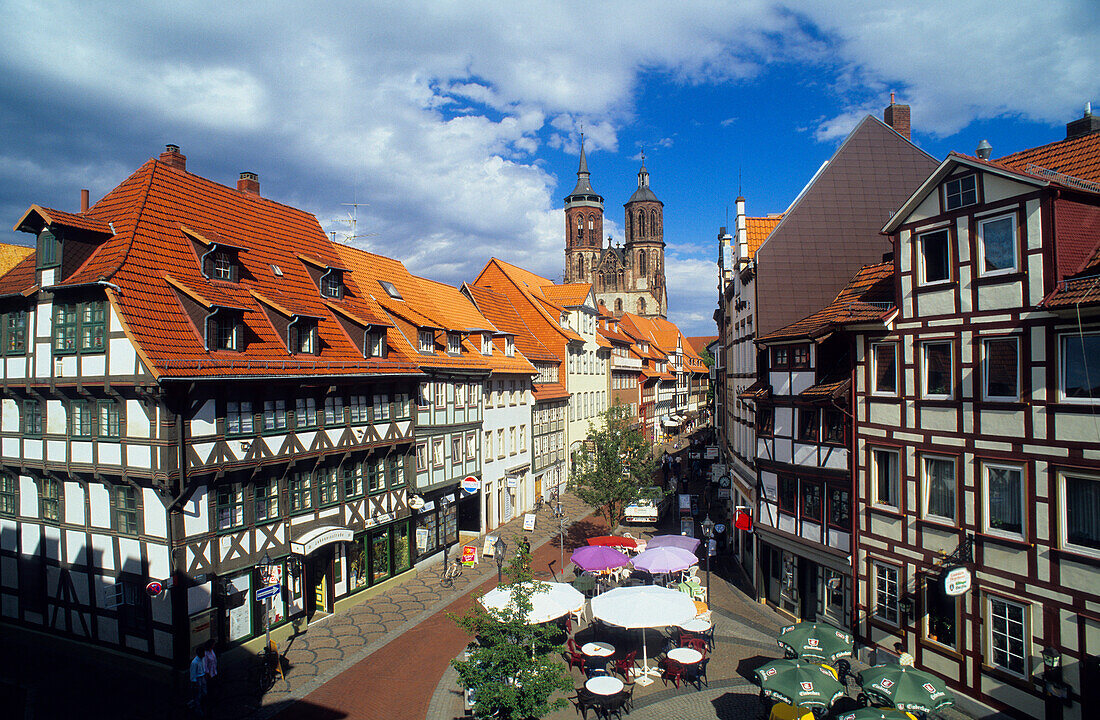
1;1;1097;335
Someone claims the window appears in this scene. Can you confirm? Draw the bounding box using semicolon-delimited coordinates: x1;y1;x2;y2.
801;483;822;522
226;400;254;435
988;596;1028;676
295;397;316;428
1062;473;1100;553
756;406;774;436
324;395;344;425
873;562;899;624
434;382;445;408
505;337;515;357
3;309;27;355
983;338;1019;400
872;449;900;508
829;488;850;530
418;383;430;408
418;330;434;353
215;484;244;530
254;479;279;522
22;399;42;436
373;393;390;422
368;331;387;358
771;347;789;369
791;345;810;368
920;229;951;284
52;303;77;353
98;400;121;438
925;575;958;647
978;214;1017;274
379;280;402;300
466;432;476;460
922;342;953;398
394;392;410;419
432;439;444;467
387;455;405;487
945;174;977;211
1060;333;1100;402
39;477;60;522
451;436;462;465
455;383;466;407
71;400;93;437
264;399;288;431
519;425;526;453
349;395;368;423
318;466;339;505
0;473;16;516
321;270;343;298
922;455;956;522
873;343;897;395
483;431;492;461
497;429;505;459
289;472;312;513
778;476;797;513
290;319;318;354
509;427;517;455
211;251;234;281
447;333;461;354
207;309;241;351
37;228;60;268
367;458;385;493
797;409;819;442
482;335;493;355
984;463;1024;537
822;409;844;444
415;443;427;471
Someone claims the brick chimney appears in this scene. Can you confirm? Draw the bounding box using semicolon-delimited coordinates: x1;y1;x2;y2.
159;144;186;170
1066;103;1100;140
80;189;89;213
883;92;911;140
237;171;260;196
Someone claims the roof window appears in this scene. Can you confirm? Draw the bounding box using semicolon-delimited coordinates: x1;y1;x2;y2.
271;264;284;277
202;246;239;282
321;269;344;299
447;333;462;354
418;329;434;353
380;280;403;300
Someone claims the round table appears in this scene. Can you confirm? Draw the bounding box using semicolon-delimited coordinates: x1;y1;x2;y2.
585;675;624;696
582;641;615;659
666;647;703;665
678;617;712;633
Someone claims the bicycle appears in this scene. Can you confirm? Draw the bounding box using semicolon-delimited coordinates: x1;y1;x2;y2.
440;559;463;588
257;643;281;694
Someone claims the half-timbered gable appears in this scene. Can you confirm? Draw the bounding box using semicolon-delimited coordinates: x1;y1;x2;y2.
854;121;1100;719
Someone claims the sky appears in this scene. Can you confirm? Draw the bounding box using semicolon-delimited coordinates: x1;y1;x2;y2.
1;1;1098;336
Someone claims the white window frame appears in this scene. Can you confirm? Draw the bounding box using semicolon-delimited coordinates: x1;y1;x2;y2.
983;337;1020;401
872;561;900;625
497;428;505;460
505;337;515;357
918;228;952;285
921;454;957;524
977;213;1018;276
871;342;898;396
985;594;1030;678
415;443;427;472
482;334;493;355
1059;471;1100;558
447;333;461;354
921;341;954;399
418;329;434;353
983;462;1025;540
1059;332;1100;405
483;430;492;461
871;447;900;509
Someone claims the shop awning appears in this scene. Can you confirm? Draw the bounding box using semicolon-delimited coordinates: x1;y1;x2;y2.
291;526;355;556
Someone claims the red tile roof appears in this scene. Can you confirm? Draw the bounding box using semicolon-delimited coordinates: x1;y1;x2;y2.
0;244;34;284
685;336;717;356
532;382;570;402
1041;275;1100;308
541;283;592;307
758;261;895;342
13;205;114;235
746;215;783;258
463;284;559;363
998;130;1100;186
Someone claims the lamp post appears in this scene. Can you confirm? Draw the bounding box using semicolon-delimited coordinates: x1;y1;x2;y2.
554;500;565;573
258;552;273;649
701;516;715;601
494;536;507;583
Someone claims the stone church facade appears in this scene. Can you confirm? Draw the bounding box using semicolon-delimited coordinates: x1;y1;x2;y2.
562;145;667;319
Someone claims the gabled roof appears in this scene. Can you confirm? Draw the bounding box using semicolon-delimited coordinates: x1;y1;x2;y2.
463;284;559;363
541;282;593;308
472;258;584;347
757;261;895;343
685;336;717;357
13;205;114;235
0;244;33;278
998;129;1100;185
745;215;783;259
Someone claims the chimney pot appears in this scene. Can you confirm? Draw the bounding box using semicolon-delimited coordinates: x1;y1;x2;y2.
1066;103;1100;140
158;144;186;170
80;189;89;213
237;172;260;196
883;97;911;141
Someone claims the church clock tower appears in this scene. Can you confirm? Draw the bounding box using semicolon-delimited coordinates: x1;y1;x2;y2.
623;156;666;317
563;139;603;284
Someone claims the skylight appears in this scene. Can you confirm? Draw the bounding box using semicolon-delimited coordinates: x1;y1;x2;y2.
271;264;283;276
379;280;403;300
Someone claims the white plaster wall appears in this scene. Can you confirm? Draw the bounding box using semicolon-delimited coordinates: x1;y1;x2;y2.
183;485;209;537
64;481;85;525
143;487;167;539
19;475;37;518
126;399;150;438
88;483;111;528
191;400;216;438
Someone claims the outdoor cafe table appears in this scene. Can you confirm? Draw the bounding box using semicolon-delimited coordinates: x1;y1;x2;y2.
677;617;711;633
585;675;625;696
667;647;703;665
582;642;615;660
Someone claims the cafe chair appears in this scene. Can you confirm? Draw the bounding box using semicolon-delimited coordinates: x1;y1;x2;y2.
612;650;637;681
564;645;587;672
684;657;710;690
571;602;588;625
598;692;627;720
659;657;684;688
569;688;602;720
682;637;708;656
620;680;636;712
701;625;715;651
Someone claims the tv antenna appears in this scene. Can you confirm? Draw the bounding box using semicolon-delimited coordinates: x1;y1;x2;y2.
335;201;379;244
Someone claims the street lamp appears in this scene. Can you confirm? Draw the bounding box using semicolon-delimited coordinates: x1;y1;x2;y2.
258;552;273;649
701;517;715;602
494;536;507;583
554;501;565;573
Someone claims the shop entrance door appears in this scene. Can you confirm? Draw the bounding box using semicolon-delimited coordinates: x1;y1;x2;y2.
799;559;819;621
307;549;332;617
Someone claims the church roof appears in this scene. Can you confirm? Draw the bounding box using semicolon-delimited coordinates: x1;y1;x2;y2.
567;142;601;199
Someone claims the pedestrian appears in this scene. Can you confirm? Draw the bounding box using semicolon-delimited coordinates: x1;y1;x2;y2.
895;641;915;666
188;645;207;716
202;640;218;700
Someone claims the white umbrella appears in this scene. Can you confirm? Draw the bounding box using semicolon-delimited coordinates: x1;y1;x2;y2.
479;581;584;624
590;586;698;684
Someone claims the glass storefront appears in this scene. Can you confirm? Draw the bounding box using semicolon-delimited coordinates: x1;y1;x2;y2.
414;495;458;559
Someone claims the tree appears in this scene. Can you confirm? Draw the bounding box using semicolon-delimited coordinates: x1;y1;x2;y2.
451;542;574;720
698;347;715;406
568;402;658;527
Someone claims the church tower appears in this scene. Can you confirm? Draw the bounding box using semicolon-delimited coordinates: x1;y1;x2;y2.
623;156;666;317
563;138;604;284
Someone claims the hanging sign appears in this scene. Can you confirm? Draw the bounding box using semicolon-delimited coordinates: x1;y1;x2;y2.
483;534;500;557
461;476;480;495
943;566;972;596
735;509;754;532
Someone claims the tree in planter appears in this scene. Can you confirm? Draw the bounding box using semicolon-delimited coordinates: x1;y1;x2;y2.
568;402;658;527
451;541;573;720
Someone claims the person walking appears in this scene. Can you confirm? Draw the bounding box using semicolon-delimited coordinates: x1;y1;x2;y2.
188;645;207;716
202;640;218;701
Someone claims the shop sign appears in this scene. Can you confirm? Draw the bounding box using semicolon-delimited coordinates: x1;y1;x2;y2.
718;487;732;500
461;545;478;566
420;500;436;512
483;534;500;557
441;493;456;505
461;476;480;495
291;526;355;556
364;512;395;529
506;478;519;489
416;527;430;552
678;494;692;513
523;513;536;531
705;446;719;459
943;566;972;596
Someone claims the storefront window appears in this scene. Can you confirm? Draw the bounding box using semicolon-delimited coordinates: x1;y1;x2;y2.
371;529;391;583
925;575;958;647
417;511;439;556
394;523;411;572
349;540;368;590
442;502;458;546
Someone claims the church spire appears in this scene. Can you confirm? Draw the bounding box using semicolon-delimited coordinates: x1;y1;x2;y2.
569;134;596;196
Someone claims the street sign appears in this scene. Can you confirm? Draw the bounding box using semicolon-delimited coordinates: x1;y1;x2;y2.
145;580;163;597
255;583;281;602
714;523;726;534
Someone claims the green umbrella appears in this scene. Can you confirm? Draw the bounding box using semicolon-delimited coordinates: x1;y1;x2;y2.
754;659;846;710
835;708;914;720
776;621;854;663
860;665;954;714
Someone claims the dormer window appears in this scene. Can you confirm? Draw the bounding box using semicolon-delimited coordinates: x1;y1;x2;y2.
380;280;403;300
505;337;515;357
212;251;233;280
367;330;387;358
203;247;239;282
206;309;242;351
321;269;344;298
36;229;60;269
418;329;434;353
945;175;977;211
482;334;493;355
289;318;319;354
447;333;461;354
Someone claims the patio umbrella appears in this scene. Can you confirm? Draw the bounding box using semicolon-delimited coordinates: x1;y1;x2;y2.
590;585;698;685
777;621;854;663
570;545;631;572
860;665;954;714
835;709;915;720
587;535;639;550
646;534;701;552
754;659;846;711
479;581;585;624
631;546;698;574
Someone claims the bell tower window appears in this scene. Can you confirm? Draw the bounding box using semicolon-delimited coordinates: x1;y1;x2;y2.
639;250;647;275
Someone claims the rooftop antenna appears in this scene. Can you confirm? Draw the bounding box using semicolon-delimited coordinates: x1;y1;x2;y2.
337;201;379;245
738;167;742;197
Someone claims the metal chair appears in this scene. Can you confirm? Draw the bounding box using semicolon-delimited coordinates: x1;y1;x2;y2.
682;637;708;656
569;688;602;720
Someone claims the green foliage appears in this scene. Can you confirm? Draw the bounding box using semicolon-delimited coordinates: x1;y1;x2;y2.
568;402;658;526
698;347;714;369
451;541;574;720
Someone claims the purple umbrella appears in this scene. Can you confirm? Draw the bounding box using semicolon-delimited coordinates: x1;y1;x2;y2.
632;546;698;574
570;545;631;572
647;534;701;553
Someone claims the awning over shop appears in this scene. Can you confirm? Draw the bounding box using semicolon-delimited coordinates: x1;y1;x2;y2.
291;526;355;556
662;415;683;427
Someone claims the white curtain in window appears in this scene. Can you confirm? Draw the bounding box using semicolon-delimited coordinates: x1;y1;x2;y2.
987;466;1022;533
1067;475;1100;550
925;458;955;519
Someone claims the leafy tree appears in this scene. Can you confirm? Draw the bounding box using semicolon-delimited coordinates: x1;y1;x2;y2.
568;402;658;527
699;347;716;405
451;541;574;720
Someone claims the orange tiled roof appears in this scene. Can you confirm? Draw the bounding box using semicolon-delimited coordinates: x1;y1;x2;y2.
13;205;114;235
758;261;895;342
6;157;423;379
997;131;1100;185
532;382;570;402
463;284;559;363
746;214;783;258
685;335;716;356
472;258;583;355
1041;275;1100;308
541;282;591;307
